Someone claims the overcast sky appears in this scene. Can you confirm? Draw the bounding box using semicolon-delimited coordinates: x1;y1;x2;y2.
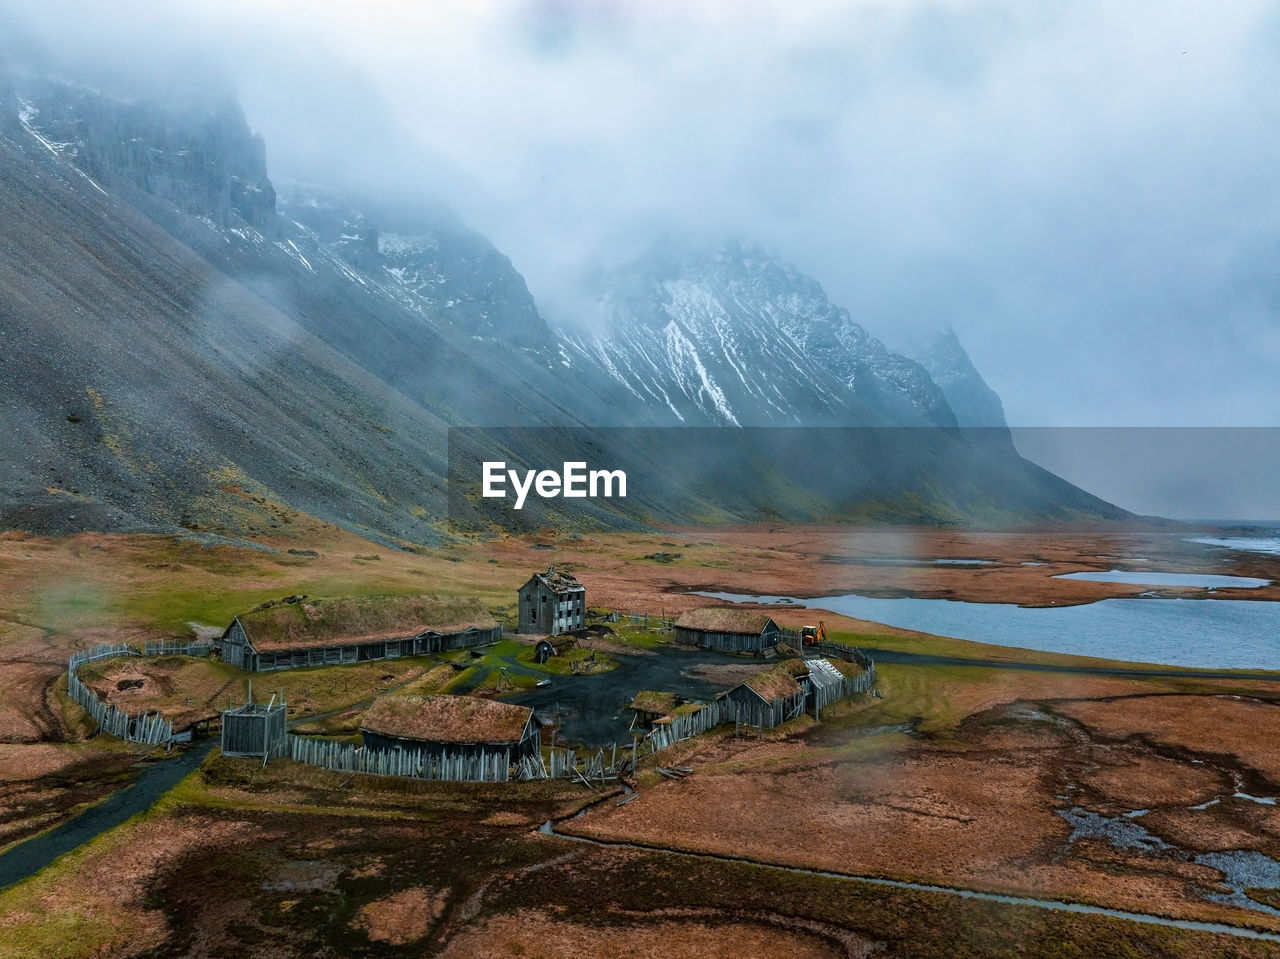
6;0;1280;430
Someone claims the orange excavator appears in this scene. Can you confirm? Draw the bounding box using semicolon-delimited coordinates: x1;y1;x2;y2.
801;620;827;646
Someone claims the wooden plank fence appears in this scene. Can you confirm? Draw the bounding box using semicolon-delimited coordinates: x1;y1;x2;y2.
623;612;675;629
642;701;731;752
285;734;512;782
66;641;214;747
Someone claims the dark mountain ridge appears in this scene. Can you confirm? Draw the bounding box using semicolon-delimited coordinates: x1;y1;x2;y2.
0;73;1126;542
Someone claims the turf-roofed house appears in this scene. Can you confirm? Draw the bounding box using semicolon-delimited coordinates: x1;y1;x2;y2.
219;594;502;672
673;607;780;654
517;565;586;636
360;694;541;764
720;664;807;728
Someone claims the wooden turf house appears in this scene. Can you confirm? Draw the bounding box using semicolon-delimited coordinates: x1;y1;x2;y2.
219;594;502;673
629;690;680;727
673;607;780;654
359;694;540;764
517;566;586;636
720;665;806;728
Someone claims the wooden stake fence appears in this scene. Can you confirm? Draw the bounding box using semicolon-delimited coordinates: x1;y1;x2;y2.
66;642;213;747
64;628;876;786
285;734;511;782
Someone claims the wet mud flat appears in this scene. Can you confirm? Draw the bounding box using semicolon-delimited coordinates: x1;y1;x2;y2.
1057;806;1280;916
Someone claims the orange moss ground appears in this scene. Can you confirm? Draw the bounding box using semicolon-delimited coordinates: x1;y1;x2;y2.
4;765;1275;959
1057;694;1280;785
436;909;854;959
4;520;1280;956
566;684;1280;932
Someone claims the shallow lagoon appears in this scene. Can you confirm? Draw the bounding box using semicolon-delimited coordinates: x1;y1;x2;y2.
697;591;1280;669
1189;536;1280;556
1055;569;1271;589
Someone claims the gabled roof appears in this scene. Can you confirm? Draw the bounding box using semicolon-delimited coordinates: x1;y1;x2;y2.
806;658;845;693
525;566;585;594
735;666;801;703
630;690;678;716
360;694;533;745
236;594;497;652
674;607;777;635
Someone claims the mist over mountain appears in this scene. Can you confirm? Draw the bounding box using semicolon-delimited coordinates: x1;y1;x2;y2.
0;70;1126;542
560;243;956;428
277;187;552;349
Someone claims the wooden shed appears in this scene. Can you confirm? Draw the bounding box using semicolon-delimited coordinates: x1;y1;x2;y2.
630;690;680;727
801;657;847;714
673;607;780;654
221;698;287;759
533;637;574;665
219;594;502;672
517;566;586;636
360;694;540;764
720;665;805;728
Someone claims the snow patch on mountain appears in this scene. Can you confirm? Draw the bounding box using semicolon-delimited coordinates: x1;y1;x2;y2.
553;244;960;428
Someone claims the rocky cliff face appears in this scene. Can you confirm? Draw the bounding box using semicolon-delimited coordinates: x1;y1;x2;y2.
12;77;275;231
278;188;550;348
900;325;1010;435
558;243;956;428
0;70;1124;539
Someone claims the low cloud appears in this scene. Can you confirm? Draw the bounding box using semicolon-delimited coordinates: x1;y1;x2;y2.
4;0;1278;427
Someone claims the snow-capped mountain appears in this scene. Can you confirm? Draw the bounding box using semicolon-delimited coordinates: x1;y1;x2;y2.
896;325;1011;445
0;69;1125;539
558;244;956;428
278;189;551;349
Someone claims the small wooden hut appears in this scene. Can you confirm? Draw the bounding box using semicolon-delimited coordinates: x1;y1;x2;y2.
360;694;540;764
533;636;576;664
720;665;805;728
801;658;846;713
219;594;502;672
517;566;586;636
630;690;679;727
221;693;287;759
673;607;780;654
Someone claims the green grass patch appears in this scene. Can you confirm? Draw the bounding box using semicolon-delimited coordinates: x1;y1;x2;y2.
536;646;616;676
838;662;998;735
606;624;671;649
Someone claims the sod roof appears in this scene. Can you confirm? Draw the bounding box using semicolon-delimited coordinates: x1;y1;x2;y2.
741;666;802;703
674;607;777;635
630;690;678;716
360;694;533;745
778;658;811;677
237;594;498;652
